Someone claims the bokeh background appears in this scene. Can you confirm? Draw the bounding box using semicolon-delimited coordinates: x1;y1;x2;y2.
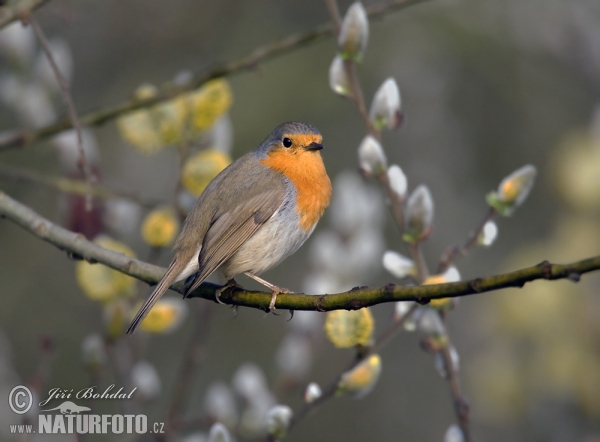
0;0;599;440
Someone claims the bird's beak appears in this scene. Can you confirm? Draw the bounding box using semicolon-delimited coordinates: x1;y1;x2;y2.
305;142;323;151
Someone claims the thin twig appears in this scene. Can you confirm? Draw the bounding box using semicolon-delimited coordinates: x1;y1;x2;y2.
0;0;431;152
0;0;49;29
438;207;498;274
0;163;161;208
166;304;213;433
30;17;95;211
439;341;471;442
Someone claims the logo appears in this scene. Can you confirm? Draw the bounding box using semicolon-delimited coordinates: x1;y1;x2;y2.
7;385;165;436
8;385;33;415
41;401;91;414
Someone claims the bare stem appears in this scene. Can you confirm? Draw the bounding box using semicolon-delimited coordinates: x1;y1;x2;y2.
31;17;95;211
0;163;161;208
438;207;498;273
0;0;49;29
440;341;471;442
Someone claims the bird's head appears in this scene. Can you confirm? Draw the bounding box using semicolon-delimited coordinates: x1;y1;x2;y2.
257;121;323;158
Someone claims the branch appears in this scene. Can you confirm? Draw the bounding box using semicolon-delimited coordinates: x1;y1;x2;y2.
1;191;598;312
0;0;49;29
0;0;430;152
31;17;95;211
0;163;161;208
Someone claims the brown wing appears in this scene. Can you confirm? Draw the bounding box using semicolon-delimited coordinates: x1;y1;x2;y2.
183;188;284;297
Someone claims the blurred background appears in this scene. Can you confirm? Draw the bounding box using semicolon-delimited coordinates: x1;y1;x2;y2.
0;0;599;440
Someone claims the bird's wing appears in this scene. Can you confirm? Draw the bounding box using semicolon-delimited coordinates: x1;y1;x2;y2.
183;188;285;297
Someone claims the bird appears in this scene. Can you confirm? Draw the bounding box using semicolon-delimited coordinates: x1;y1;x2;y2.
127;121;332;334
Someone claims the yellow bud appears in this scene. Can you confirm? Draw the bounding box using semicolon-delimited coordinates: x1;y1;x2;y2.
424;267;460;309
141;206;180;248
181;149;231;196
324;308;374;348
187;79;233;132
104;300;128;340
137;298;187;333
76;236;136;302
337;354;381;398
117;84;187;153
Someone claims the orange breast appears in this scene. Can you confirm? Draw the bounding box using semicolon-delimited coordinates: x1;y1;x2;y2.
260;150;332;231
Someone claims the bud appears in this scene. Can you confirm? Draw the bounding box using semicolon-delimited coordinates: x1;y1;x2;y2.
136;298;188;333
103;300;128;339
487;164;537;216
337;354;382;398
358;135;387;176
75;236;137;302
369;78;402;130
400;304;421;332
232;363;270;401
435;345;460;378
0;22;36;66
324;308;374;348
276;334;312;380
181;149;232;196
329;55;353;97
417;307;446;340
204;382;238;428
264;405;293;439
141;206;180;248
424;266;460;310
403;185;434;243
338;2;369;61
131;360;161;400
387;164;407;199
208;422;232;442
444;424;465;442
477;220;498;246
81;334;107;374
382;251;414;279
187;79;234;132
304;382;322;403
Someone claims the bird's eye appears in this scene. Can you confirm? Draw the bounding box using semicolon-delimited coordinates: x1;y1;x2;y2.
282;137;293;148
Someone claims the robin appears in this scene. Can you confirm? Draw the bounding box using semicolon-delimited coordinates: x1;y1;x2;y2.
127;121;332;334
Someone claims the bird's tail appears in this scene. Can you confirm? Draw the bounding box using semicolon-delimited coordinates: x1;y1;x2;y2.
126;260;184;334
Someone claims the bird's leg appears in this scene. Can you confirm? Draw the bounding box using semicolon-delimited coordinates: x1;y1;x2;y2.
244;272;292;312
215;278;242;305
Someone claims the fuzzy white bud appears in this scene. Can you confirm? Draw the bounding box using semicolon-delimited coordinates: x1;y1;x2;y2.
487;165;537;216
338;2;369;61
207;422;231;442
382;251;414;279
369;77;402;130
358;135;387;176
404;185;434;242
478;221;498;246
304;382;322;403
387;164;407;199
329;55;353;98
444;424;465;442
264;405;293;439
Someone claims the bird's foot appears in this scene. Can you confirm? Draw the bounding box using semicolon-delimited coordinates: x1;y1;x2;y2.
215;279;242;305
244;272;292;314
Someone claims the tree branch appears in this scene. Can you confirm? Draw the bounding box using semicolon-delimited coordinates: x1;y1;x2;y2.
1;190;598;313
0;0;431;152
0;0;49;30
